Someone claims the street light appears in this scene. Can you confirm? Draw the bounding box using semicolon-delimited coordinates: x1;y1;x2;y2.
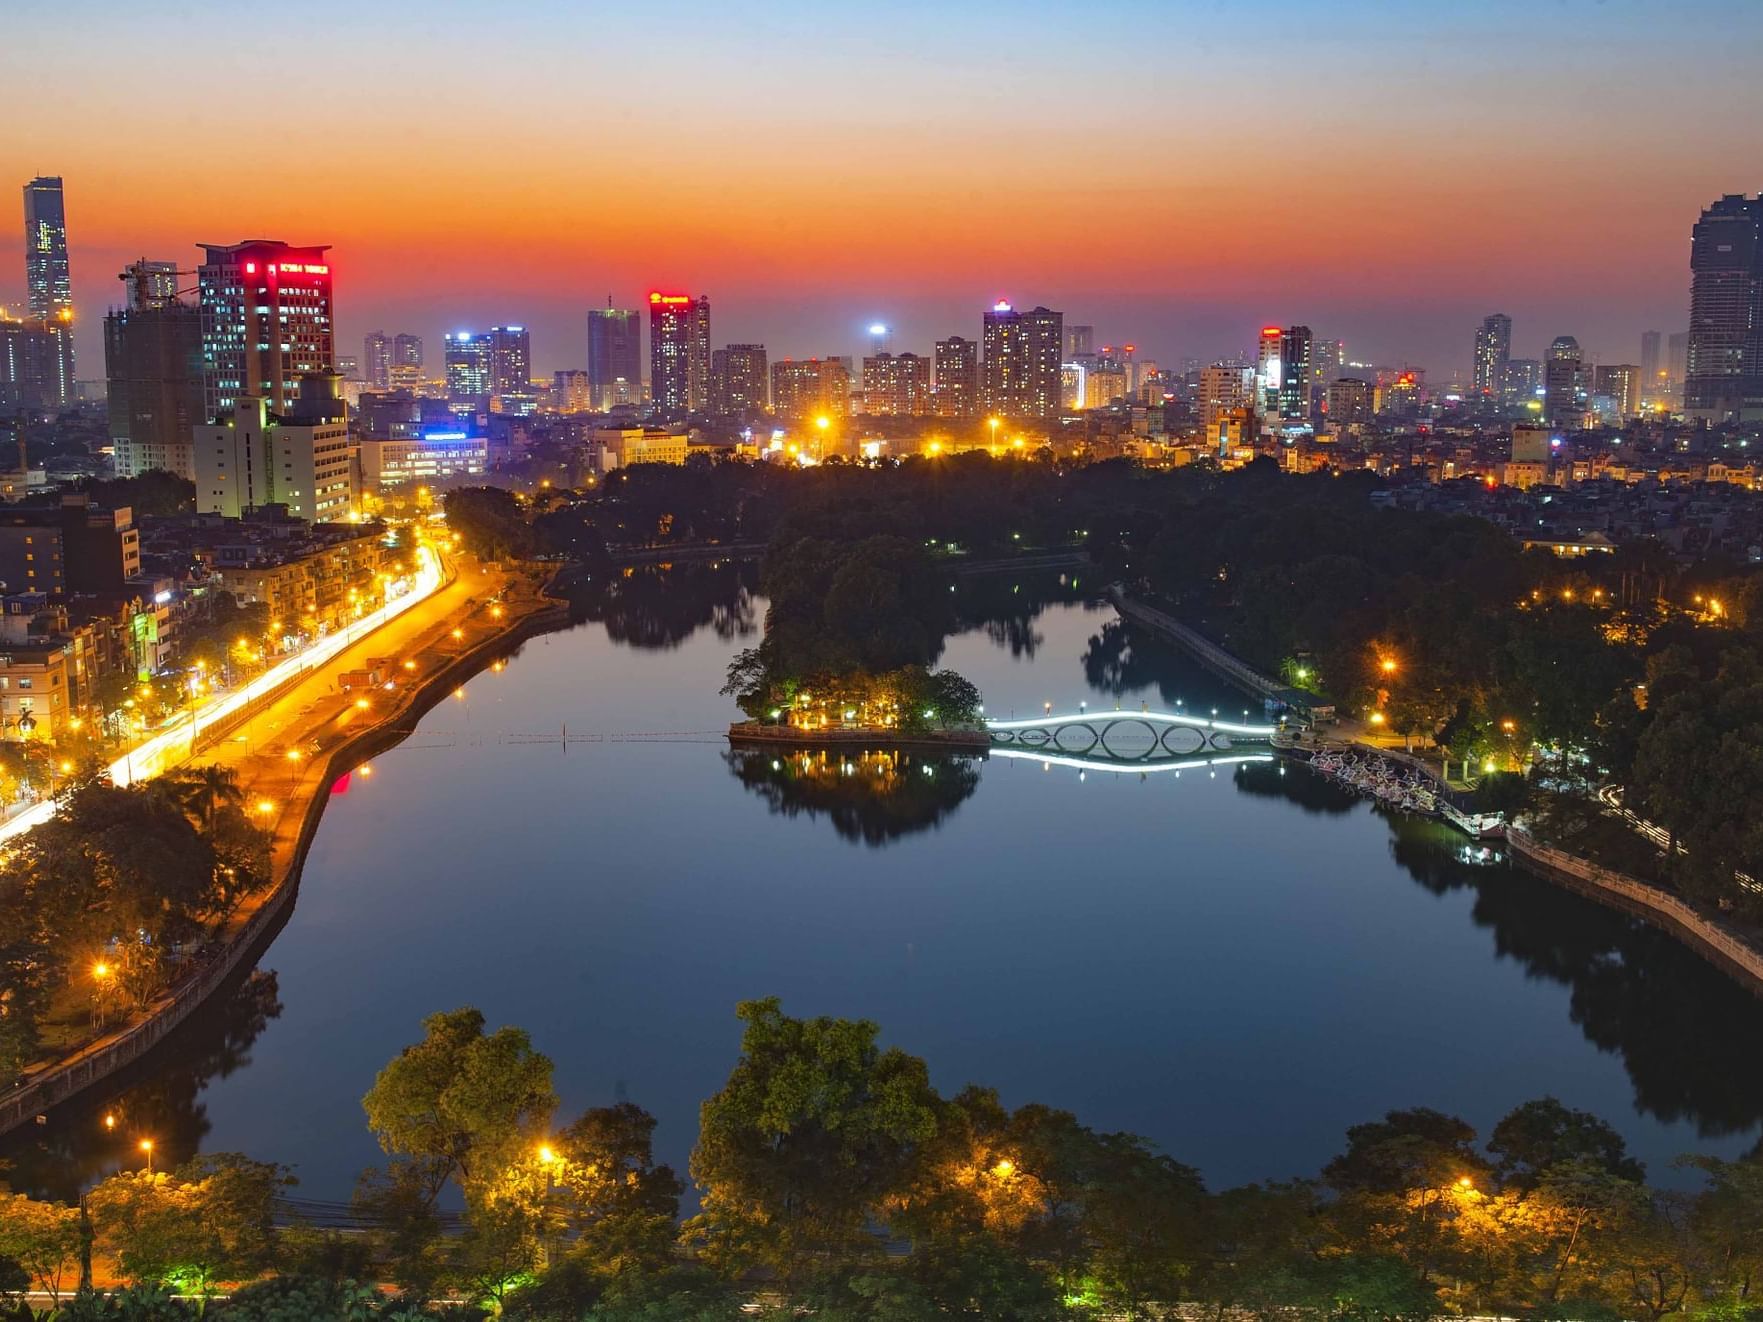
139;1139;154;1174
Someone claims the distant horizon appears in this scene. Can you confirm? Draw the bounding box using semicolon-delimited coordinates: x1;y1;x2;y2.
8;0;1759;385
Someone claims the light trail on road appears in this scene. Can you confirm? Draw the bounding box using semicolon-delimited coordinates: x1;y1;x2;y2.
0;543;445;846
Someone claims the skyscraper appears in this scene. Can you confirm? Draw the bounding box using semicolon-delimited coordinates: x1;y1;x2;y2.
981;301;1062;418
394;333;423;371
1639;330;1662;407
364;331;392;389
1684;193;1763;421
709;344;768;416
487;326;531;397
933;337;979;417
198;240;334;419
1255;326;1282;418
23;177;72;323
587;301;641;411
1279;326;1313;419
443;331;492;409
1543;335;1586;427
1473;314;1512;399
0;313;74;410
648;293;710;413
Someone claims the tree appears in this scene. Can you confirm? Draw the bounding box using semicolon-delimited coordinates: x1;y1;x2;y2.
0;1191;81;1302
362;1008;557;1204
689;997;944;1271
1488;1098;1646;1190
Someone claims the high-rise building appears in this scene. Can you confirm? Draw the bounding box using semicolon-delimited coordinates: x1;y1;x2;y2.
394;334;423;370
443;331;492;409
1254;326;1282;417
587;301;641;411
364;331;392;389
198;240;334;420
981;301;1062;418
1065;324;1094;359
1594;364;1641;419
0;313;74;410
770;358;850;421
1310;337;1344;394
709;344;768;416
1473;314;1512;400
23;177;72;324
553;370;592;413
193;374;357;522
1327;377;1372;425
1199;362;1255;432
933;337;979;417
1667;332;1690;398
648;293;710;413
1505;358;1542;405
1543;336;1586;426
487;325;531;398
1684;194;1763;421
861;352;931;416
122;260;180;310
105;285;204;478
1279;326;1313;418
1639;330;1661;406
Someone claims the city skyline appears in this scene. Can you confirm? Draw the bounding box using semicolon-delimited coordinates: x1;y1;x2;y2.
5;0;1761;380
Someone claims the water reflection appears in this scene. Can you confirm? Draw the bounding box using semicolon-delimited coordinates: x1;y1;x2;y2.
2;970;282;1201
949;571;1091;660
1240;759;1763;1141
724;747;982;846
565;560;759;650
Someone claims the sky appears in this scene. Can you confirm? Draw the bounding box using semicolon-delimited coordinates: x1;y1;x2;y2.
5;0;1762;381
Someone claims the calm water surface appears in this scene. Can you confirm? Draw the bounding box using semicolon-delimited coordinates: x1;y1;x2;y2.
10;569;1763;1200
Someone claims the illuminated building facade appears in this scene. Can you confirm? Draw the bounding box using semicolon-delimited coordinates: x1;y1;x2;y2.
587;302;641;410
710;343;768;416
933;336;978;417
1685;193;1763;421
861;352;931;416
198;240;334;419
1279;325;1313;419
981;301;1062;418
193;374;357;523
1199;362;1255;432
553;369;592;413
0;314;75;410
770;358;850;421
357;429;488;487
1327;376;1372;425
1473;313;1511;400
1255;326;1282;417
23;177;73;323
649;292;710;412
487;325;531;398
444;331;492;409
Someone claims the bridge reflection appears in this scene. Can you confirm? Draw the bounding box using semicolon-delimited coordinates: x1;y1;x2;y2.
990;748;1275;776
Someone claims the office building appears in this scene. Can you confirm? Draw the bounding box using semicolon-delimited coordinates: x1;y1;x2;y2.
444;331;492;410
589;427;689;472
105;287;204;478
709;344;768;416
1279;326;1313;418
1684;194;1763;420
1543;336;1586;426
649;293;710;412
553;370;592;413
1473;314;1512;400
1255;326;1282;417
1594;364;1641;419
861;352;931;416
364;331;392;388
1327;377;1372;425
22;178;73;342
488;325;531;398
198;240;334;419
358;428;487;488
587;301;641;410
193;373;357;522
981;301;1062;418
770;358;850;421
933;337;979;417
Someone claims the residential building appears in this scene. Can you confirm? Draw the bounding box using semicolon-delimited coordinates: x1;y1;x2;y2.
0;495;141;596
488;325;531;398
553;370;592;413
1544;336;1587;426
1474;313;1512;400
198;240;333;419
981;301;1062;418
1595;364;1642;419
364;331;392;388
709;344;768;416
770;358;851;421
1505;357;1542;405
1327;376;1372;425
587;301;641;410
861;352;931;416
193;373;357;522
0;313;75;409
1200;362;1256;432
933;336;979;417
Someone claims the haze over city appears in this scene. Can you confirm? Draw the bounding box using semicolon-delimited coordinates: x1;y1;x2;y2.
7;0;1762;375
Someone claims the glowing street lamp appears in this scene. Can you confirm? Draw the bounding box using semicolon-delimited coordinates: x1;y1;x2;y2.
139;1139;154;1174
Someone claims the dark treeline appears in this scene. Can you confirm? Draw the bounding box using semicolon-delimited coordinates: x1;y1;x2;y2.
448;458;1763;918
5;998;1762;1321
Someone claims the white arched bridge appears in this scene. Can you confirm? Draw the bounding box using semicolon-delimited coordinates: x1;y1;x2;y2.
984;707;1277;765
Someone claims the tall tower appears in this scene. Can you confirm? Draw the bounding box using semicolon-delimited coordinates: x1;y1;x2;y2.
364;331;391;389
1544;335;1585;427
1279;326;1313;419
648;293;709;413
1473;314;1512;399
197;240;334;419
1684;194;1763;421
1255;326;1282;417
22;177;76;395
587;299;642;410
487;326;531;396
